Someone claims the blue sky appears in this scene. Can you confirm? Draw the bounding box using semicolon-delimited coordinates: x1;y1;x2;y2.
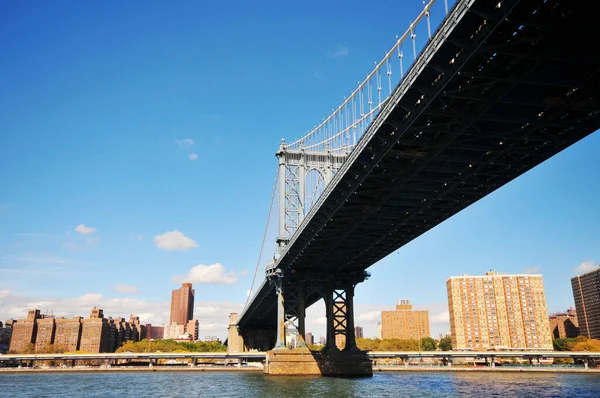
1;0;598;340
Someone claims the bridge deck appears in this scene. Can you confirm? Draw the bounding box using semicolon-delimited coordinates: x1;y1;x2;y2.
239;0;600;329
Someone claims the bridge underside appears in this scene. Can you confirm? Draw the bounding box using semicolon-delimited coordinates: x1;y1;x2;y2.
239;0;600;336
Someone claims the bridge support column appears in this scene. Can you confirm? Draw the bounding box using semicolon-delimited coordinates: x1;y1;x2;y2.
343;283;359;352
274;277;287;350
324;283;338;353
296;286;307;348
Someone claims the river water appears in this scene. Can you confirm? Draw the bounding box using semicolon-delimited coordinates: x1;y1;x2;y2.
2;371;600;397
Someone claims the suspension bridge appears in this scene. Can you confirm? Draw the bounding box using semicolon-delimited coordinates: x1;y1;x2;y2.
231;0;600;376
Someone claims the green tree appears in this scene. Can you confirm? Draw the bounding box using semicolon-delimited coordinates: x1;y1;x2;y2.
439;336;452;351
420;337;437;351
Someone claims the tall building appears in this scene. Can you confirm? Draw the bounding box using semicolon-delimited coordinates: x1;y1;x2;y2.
186;319;199;341
377;322;383;339
170;283;195;326
572;266;600;339
80;307;110;353
35;317;56;353
54;317;82;352
354;326;364;339
447;271;553;351
381;300;430;340
9;309;41;353
0;321;12;354
305;332;314;345
145;324;165;340
549;308;579;339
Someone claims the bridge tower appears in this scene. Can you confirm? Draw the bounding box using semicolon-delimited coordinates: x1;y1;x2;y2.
275;139;347;256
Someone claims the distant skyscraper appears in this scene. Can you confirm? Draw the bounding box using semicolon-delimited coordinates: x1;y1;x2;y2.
354;326;364;339
305;332;314;345
572;266;600;339
447;271;553;351
381;300;429;340
377;322;383;339
170;283;195;326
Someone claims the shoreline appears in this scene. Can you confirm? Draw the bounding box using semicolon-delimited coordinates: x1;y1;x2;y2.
375;366;600;373
0;366;263;374
1;366;599;374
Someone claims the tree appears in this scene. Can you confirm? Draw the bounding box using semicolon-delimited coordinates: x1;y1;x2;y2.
439;336;452;351
420;337;437;351
573;339;600;352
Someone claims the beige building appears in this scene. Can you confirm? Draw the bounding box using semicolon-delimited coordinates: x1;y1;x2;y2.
447;271;553;351
381;300;430;340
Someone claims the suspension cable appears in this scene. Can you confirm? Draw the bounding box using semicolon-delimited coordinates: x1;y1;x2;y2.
244;167;279;309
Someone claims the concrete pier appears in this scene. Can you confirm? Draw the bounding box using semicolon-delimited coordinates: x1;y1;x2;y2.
264;347;372;377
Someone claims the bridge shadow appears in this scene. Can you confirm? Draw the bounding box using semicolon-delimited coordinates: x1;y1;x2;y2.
264;347;372;377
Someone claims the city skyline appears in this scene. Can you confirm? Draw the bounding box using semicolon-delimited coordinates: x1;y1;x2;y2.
1;0;599;341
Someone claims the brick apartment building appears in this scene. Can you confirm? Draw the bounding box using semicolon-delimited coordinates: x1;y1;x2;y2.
8;307;144;354
572;266;600;339
549;308;579;339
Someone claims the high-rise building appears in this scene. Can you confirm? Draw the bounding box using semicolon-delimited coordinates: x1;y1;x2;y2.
447;271;553;351
549;308;579;339
80;307;110;353
170;283;195;326
305;332;314;345
145;324;165;340
381;300;430;340
9;309;41;353
354;326;364;339
186;319;199;341
35;317;56;353
377;322;383;339
54;317;82;352
572;266;600;339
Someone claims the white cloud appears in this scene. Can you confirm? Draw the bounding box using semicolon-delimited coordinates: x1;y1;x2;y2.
195;305;220;315
171;263;237;284
430;311;450;324
312;317;326;326
175;138;194;148
357;310;380;322
74;224;96;235
0;290;11;299
188;153;198;161
112;284;139;294
154;230;198;251
575;260;597;274
332;45;349;57
523;266;542;274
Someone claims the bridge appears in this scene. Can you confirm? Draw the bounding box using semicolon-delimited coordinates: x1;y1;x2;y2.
234;0;600;376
